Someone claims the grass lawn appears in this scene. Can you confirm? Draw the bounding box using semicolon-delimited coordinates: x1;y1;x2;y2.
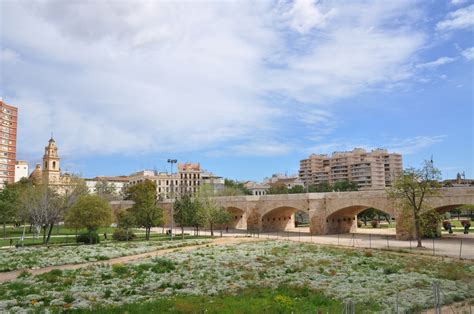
76;286;373;314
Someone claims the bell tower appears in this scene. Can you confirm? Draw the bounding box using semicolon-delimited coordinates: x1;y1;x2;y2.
42;137;61;185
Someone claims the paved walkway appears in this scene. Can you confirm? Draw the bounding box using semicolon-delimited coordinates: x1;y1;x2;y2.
158;227;474;259
0;237;260;283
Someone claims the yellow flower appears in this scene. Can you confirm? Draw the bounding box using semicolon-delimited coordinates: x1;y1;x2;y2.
31;299;38;305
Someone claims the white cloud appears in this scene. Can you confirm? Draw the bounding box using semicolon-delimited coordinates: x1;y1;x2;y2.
461;47;474;60
451;0;468;6
1;1;427;159
305;135;446;156
278;0;334;34
387;135;446;155
0;48;21;64
436;4;474;31
416;57;456;69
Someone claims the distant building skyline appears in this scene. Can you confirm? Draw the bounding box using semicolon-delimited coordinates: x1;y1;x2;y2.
299;148;403;190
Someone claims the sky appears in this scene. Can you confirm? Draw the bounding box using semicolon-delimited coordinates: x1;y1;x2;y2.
1;0;473;182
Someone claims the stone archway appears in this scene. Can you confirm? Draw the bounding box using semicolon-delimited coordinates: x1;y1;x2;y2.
325;205;394;234
225;207;247;229
261;206;300;232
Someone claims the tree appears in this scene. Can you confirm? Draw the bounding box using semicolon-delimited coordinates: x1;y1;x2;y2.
288;185;305;194
308;182;332;193
388;160;441;247
125;180;163;240
174;194;194;237
95;179;120;201
65;194;113;244
223;179;251;195
116;208;136;240
0;183;20;238
332;180;358;192
267;183;288;195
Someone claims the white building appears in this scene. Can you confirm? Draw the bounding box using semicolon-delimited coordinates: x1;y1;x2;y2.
14;160;29;182
243;181;270;196
85;176;129;196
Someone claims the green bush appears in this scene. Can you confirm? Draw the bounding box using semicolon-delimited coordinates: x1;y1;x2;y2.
112;228;136;241
76;232;100;244
151;258;175;273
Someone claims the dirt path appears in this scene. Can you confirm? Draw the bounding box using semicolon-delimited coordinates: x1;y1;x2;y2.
0;237;260;283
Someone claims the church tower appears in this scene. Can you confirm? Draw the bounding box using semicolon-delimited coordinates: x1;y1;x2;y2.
42;137;61;185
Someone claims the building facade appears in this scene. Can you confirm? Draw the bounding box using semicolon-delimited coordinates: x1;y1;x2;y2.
85;176;129;196
299;148;403;190
201;171;225;193
14;160;28;182
128;170;180;200
178;163;201;195
0;101;17;188
243;181;270;196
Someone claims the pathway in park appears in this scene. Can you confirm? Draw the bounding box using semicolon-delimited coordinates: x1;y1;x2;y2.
0;237;260;283
163;227;474;259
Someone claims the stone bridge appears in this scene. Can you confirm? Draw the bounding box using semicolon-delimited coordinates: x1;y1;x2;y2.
157;187;474;240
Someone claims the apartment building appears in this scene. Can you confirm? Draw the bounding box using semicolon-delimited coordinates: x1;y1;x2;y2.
178;162;201;195
0;101;17;188
128;170;179;200
299;148;403;190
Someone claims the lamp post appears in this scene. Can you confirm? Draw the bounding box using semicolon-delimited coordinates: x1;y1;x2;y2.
167;159;177;238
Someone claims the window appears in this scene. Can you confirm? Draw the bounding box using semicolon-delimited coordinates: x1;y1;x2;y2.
52;161;56;169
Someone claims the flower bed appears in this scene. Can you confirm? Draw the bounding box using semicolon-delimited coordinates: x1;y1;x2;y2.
0;239;210;272
0;240;472;313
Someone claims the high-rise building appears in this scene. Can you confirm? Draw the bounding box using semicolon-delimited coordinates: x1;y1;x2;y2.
14;161;29;182
0;101;17;188
299;148;403;190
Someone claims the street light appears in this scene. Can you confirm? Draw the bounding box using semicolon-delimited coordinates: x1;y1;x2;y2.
167;159;177;238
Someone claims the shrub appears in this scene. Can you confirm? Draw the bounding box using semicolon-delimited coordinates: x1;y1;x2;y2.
461;220;471;227
112;228;136;241
76;232;100;244
151;258;175;273
420;210;442;238
112;263;129;275
371;220;379;228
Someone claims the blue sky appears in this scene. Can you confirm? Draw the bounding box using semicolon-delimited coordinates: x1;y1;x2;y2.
1;0;473;182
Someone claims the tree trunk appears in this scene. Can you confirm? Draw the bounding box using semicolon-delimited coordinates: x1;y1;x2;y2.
363;216;367;226
42;225;47;244
414;213;423;248
181;226;184;240
3;221;5;239
210;223;214;237
45;223;54;244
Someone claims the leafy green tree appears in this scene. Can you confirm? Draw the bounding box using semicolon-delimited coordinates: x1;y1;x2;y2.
388;160;441;247
332;180;358;192
216;187;245;196
267;183;288;195
174;194;194;237
0;184;20;238
223;179;251;195
125;180;163;240
288;185;305;194
65;195;113;244
116;208;136;241
308;182;332;193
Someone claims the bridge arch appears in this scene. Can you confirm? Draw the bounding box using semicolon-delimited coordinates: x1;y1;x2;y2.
261;206;302;232
325;205;394;234
224;206;247;230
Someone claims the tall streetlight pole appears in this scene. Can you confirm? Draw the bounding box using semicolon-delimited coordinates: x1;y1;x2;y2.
167;159;177;238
